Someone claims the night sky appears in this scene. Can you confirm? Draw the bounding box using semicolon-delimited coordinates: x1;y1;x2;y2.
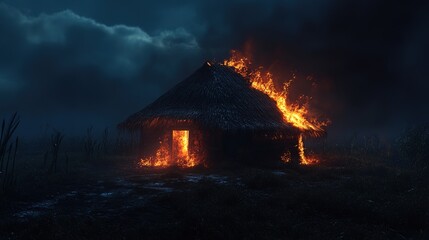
1;0;428;140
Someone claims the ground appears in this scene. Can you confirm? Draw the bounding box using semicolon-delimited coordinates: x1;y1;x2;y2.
0;156;428;240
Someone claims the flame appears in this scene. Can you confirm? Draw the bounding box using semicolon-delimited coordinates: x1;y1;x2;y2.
298;133;319;165
139;130;199;168
223;50;327;165
139;140;170;167
223;50;327;132
173;130;198;167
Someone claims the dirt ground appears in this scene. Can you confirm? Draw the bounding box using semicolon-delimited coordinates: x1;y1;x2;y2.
0;156;428;240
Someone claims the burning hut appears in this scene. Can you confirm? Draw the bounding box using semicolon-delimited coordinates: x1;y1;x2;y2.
119;61;303;167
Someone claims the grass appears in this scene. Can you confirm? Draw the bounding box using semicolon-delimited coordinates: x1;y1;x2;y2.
0;124;428;239
0;113;20;195
1;159;427;240
143;166;427;239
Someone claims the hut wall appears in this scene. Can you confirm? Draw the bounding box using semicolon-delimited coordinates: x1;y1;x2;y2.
139;126;300;166
218;130;300;166
140;127;168;157
140;126;206;163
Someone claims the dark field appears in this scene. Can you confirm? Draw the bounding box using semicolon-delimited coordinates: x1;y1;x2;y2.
0;153;428;240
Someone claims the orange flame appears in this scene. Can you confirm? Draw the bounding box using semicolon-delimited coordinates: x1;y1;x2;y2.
223;50;327;132
173;130;198;167
223;50;327;164
139;139;170;167
139;130;199;168
298;133;319;165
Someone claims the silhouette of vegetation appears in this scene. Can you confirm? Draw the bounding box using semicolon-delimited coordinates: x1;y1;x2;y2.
0;120;428;239
48;130;64;173
83;126;97;161
0;113;20;195
101;127;109;155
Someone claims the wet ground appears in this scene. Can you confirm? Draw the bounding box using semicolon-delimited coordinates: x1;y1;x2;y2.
11;172;234;222
0;161;428;239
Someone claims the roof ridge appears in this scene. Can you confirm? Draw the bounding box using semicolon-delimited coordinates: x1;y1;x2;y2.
118;62;297;132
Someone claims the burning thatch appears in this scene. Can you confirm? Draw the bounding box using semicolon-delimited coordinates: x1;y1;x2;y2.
119;61;318;167
119;62;297;133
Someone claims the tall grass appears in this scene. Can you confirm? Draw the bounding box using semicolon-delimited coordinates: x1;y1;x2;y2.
83;126;99;161
101;127;109;155
48;130;64;173
0;113;20;194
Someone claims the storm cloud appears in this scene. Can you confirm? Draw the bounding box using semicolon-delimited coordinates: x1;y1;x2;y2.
0;3;203;135
0;0;428;139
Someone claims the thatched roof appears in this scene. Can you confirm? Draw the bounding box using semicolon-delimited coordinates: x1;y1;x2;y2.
119;62;298;132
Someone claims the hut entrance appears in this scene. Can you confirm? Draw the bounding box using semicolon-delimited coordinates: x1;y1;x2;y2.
172;130;190;164
139;129;200;167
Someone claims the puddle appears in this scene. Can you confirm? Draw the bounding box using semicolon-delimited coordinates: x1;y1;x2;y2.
12;173;234;221
14;210;42;218
145;182;165;187
272;171;286;176
14;199;57;220
185;174;203;183
14;190;78;220
32;199;57;209
185;174;230;184
65;191;78;197
100;192;114;197
140;181;173;192
207;174;229;184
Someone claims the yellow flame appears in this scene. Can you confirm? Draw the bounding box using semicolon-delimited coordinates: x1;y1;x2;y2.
139;130;199;168
139;140;170;167
298;134;318;165
223;50;326;164
223;50;326;132
173;130;198;167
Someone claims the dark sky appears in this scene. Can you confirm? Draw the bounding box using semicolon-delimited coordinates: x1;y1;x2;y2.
0;0;428;140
